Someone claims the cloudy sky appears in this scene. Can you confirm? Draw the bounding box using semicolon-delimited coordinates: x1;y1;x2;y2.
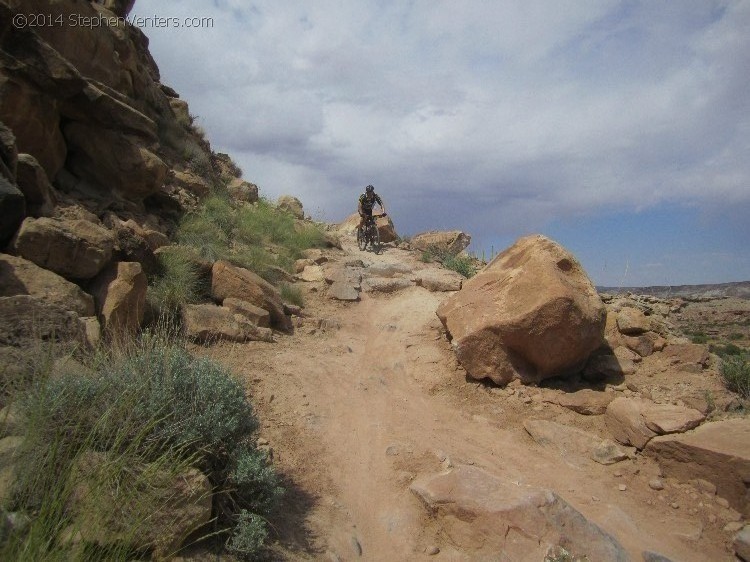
134;0;749;287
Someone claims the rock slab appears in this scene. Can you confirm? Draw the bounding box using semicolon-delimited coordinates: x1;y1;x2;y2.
410;465;628;561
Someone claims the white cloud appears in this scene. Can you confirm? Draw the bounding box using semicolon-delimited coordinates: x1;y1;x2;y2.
133;0;750;283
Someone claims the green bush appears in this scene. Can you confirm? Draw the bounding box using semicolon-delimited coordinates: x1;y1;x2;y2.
228;510;268;560
147;249;205;324
280;283;304;308
710;342;744;358
720;355;750;400
4;335;281;560
420;245;476;278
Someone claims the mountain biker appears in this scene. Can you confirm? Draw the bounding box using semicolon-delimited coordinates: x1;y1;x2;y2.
358;185;386;231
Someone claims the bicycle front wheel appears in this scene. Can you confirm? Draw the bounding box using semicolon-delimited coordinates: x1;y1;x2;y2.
357;226;367;251
370;223;381;254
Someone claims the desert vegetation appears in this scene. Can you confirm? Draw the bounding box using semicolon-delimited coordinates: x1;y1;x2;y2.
1;332;281;561
420;245;477;278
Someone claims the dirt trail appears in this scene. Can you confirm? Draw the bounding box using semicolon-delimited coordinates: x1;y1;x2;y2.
200;236;733;561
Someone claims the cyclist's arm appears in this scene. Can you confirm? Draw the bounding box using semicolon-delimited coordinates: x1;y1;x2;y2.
377;196;386;214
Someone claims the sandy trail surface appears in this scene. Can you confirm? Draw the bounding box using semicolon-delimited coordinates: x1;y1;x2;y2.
199;236;733;561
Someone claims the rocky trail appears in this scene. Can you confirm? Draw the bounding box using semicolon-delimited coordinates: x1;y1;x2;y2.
196;234;747;562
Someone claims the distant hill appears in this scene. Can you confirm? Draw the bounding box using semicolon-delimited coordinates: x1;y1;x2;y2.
597;280;750;300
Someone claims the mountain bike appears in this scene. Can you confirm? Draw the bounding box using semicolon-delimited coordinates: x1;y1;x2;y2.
357;213;386;254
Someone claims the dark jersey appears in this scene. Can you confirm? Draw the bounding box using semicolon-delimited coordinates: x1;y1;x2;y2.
359;193;382;212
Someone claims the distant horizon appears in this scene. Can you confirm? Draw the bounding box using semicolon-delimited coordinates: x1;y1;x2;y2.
135;1;750;287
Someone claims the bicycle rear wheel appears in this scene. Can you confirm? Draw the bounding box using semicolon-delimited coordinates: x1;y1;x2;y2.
357;225;367;251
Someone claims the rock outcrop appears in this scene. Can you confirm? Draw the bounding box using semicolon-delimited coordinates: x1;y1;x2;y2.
410;230;471;255
644;418;750;516
411;465;628;561
437;235;606;385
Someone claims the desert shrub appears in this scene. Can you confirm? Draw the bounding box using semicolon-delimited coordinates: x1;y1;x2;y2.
729;332;744;341
4;335;281;560
228;510;268;560
420;245;476;278
710;342;744;358
720;354;750;400
280;283;304;307
443;253;476;278
147;250;205;324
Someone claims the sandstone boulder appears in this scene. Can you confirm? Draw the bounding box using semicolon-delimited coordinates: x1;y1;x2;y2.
16;154;55;217
583;353;636;381
0;295;85;347
411;465;628;561
0;74;66;180
11;217;114;279
328;282;360;301
90;262;147;338
362;277;414;293
298;265;325;283
227;178;259;203
616;307;652;335
182;304;274;343
556;389;615;415
375;214;398;243
0;253;94;316
644;418;750;517
223;297;271;328
277;195;304;219
415;268;464;292
173;170;210;197
64;122;167;199
605;397;705;450
662;343;710;372
210;261;289;331
410;230;472;255
436;235;606;385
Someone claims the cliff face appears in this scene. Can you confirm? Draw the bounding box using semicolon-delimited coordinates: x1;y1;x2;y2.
0;0;252;348
0;0;237;244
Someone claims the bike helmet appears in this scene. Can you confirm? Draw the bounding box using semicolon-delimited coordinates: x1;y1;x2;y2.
365;185;375;193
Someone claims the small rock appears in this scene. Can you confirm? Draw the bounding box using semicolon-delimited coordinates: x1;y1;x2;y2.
614;469;624;477
618;484;627;491
649;478;665;491
724;521;743;533
708;514;717;524
671;502;680;509
425;545;440;555
256;438;269;446
716;497;730;508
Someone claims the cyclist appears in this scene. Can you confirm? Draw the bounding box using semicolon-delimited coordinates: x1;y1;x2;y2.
358;184;386;231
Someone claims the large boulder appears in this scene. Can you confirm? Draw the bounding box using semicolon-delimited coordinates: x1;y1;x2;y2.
182;304;274;343
90;262;147;339
210;260;290;331
644;418;750;517
0;295;86;347
411;465;628;561
11;217;114;279
0;253;94;316
63;122;167;199
227;178;259;203
337;212;398;243
436;235;606;385
410;230;471;255
0;73;66;180
277;195;304;219
15;154;56;217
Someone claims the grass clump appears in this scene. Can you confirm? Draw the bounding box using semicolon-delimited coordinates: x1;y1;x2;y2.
3;334;282;560
421;245;477;278
176;195;326;284
280;284;304;308
720;353;750;400
147;249;206;325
